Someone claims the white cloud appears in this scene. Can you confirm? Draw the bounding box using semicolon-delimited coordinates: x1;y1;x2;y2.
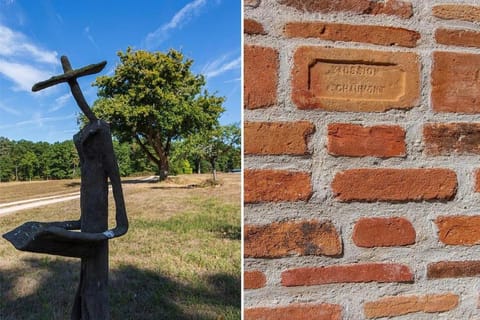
0;59;51;91
0;101;21;116
0;24;58;92
83;26;99;49
48;93;71;112
145;0;207;49
0;25;57;64
201;54;240;78
0;113;76;129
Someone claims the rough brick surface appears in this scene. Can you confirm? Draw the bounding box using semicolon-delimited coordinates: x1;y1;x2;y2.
435;28;480;48
244;220;342;258
284;22;420;48
432;51;480;113
245;0;260;7
424;123;480;155
436;216;480;245
328;123;406;157
244;303;342;320
281;263;413;286
364;293;459;318
244;121;315;155
244;270;267;289
292;47;420;112
476;170;480;192
278;0;413;18
428;261;480;279
332;168;457;202
433;4;480;23
244;45;278;109
244;170;312;203
244;19;266;35
353;217;415;247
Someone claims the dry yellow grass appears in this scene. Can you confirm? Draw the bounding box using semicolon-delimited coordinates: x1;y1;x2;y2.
0;173;240;319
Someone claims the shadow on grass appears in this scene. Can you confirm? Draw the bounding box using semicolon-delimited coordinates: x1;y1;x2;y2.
0;257;240;320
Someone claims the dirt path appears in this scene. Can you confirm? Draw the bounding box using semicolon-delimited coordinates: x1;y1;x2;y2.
0;192;80;217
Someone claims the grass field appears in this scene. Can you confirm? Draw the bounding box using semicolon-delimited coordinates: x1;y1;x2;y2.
0;173;241;319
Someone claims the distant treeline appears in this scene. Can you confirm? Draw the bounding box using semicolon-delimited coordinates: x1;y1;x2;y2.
0;137;239;182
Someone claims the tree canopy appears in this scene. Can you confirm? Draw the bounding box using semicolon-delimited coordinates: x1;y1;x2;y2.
92;48;225;180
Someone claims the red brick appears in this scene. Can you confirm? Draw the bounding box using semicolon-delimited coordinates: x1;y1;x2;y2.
244;19;266;35
332;168;457;202
436;216;480;245
364;293;459;318
244;270;266;289
433;4;480;23
244;170;312;203
427;261;480;279
279;0;413;18
285;22;419;48
245;303;342;320
245;0;260;7
432;51;480;113
476;170;480;192
244;220;342;258
353;217;415;247
244;121;315;155
436;28;480;48
424;123;480;155
292;47;420;112
328;123;406;158
281;263;413;286
244;45;278;109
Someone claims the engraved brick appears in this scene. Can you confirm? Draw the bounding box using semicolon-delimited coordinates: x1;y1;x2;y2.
285;22;420;48
245;45;278;109
244;270;266;289
364;294;459;318
327;123;406;157
428;261;480;279
433;4;480;23
424;123;480;155
292;47;420;112
279;0;413;19
244;19;266;35
281;263;413;286
245;303;342;320
436;216;480;245
244;121;315;155
332;168;457;202
432;51;480;113
353;217;415;247
244;220;342;258
244;169;312;203
436;28;480;48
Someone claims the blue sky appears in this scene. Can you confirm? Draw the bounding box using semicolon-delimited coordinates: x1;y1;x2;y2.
0;0;241;143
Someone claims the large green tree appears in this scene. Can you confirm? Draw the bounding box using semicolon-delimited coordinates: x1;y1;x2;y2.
92;48;224;180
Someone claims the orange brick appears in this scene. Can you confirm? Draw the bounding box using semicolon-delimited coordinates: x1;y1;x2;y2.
353;217;415;247
436;28;480;48
244;170;312;203
245;0;260;7
428;261;480;279
433;4;480;23
432;51;480;113
245;303;342;320
332;168;457;202
279;0;413;18
244;19;266;35
328;123;406;157
364;293;459;318
285;22;420;48
424;123;480;155
244;45;278;109
436;216;480;245
244;121;315;155
244;220;342;258
476;169;480;192
281;263;413;286
244;270;266;289
292;47;420;112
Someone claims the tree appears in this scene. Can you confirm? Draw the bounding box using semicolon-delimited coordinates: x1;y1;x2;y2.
92;48;224;180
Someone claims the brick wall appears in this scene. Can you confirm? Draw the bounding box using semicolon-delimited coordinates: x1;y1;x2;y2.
243;1;480;318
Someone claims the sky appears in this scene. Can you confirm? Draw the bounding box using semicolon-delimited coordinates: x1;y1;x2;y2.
0;0;241;143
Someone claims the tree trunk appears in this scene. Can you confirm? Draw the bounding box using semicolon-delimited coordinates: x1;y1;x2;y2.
210;159;217;183
157;155;169;181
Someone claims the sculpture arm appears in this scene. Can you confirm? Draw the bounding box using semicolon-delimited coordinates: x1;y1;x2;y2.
46;220;81;230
